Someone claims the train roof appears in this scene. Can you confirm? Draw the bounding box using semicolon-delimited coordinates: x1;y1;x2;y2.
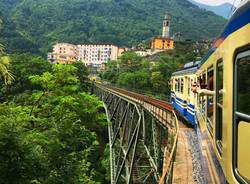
172;61;200;76
201;0;250;65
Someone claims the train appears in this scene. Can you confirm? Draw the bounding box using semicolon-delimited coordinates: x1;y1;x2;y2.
170;1;250;183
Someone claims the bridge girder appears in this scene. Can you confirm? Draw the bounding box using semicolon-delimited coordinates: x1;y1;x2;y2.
94;86;177;184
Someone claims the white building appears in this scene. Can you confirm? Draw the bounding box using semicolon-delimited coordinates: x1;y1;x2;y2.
76;44;119;67
48;43;124;68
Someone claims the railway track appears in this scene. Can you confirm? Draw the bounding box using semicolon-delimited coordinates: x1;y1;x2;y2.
106;85;173;111
173;124;206;184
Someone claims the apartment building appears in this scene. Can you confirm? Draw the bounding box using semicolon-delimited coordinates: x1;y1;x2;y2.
48;43;125;67
48;43;76;64
76;44;119;67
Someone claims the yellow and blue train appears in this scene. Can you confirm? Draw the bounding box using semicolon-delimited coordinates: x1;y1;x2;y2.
170;1;250;183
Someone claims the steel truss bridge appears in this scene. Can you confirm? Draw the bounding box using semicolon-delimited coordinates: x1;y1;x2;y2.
94;85;179;184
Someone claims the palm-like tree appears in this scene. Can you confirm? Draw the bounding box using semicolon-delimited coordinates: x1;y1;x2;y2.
0;44;14;84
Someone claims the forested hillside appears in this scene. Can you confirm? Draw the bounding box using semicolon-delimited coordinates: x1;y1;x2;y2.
0;0;226;54
0;15;39;53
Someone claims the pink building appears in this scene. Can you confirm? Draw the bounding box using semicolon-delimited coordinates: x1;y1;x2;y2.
48;43;76;64
48;43;124;67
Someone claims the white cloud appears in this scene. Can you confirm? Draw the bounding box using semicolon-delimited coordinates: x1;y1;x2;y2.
193;0;241;6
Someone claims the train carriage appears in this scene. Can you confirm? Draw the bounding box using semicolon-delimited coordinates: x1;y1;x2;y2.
171;61;200;125
170;1;250;183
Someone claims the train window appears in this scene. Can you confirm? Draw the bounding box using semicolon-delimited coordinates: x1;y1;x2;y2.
198;74;206;117
216;60;223;154
180;78;184;94
177;78;179;92
234;50;250;182
170;79;174;91
178;78;181;93
188;78;191;97
175;79;178;92
201;73;207;89
207;66;214;136
172;80;174;91
207;67;214;90
236;55;250;115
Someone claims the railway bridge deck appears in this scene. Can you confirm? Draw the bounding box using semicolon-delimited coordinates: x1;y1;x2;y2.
94;84;226;184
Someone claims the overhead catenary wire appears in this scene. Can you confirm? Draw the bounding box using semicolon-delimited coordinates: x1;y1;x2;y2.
227;0;238;18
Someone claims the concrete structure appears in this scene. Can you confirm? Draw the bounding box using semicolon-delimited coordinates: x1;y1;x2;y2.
151;37;174;50
135;50;152;57
76;44;119;68
48;43;76;64
151;12;174;50
162;12;171;38
48;43;124;68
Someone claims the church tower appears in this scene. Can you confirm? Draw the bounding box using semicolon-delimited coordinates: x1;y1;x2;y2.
151;11;174;51
162;12;170;38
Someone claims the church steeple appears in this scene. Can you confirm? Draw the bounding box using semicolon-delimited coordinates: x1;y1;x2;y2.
162;12;170;38
151;11;174;51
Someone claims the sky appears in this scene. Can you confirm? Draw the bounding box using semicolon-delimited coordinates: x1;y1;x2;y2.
194;0;241;6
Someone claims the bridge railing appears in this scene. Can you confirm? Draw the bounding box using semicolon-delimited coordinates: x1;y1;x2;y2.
159;112;179;184
94;84;179;184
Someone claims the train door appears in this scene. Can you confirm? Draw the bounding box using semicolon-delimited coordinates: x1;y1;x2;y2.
216;60;223;154
233;50;250;183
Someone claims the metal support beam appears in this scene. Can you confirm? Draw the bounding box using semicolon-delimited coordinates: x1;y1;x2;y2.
93;85;178;184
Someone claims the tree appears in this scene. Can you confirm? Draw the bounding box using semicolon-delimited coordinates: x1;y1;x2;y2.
0;53;52;102
117;71;151;92
0;104;50;184
72;61;90;91
120;52;142;72
101;60;119;84
0;64;108;184
0;44;14;85
151;72;166;93
29;64;107;183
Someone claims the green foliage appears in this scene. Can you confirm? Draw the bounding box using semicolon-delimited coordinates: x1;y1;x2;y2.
0;54;109;183
0;104;49;184
72;61;91;91
0;13;39;54
151;72;165;92
0;0;226;54
0;44;14;85
117;71;151;91
102;48;197;98
0;53;52;102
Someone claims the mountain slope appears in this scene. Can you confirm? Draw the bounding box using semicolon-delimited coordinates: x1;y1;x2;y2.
0;0;226;54
0;14;39;53
188;0;236;19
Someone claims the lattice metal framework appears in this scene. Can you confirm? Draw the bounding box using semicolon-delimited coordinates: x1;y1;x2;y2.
94;85;177;184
